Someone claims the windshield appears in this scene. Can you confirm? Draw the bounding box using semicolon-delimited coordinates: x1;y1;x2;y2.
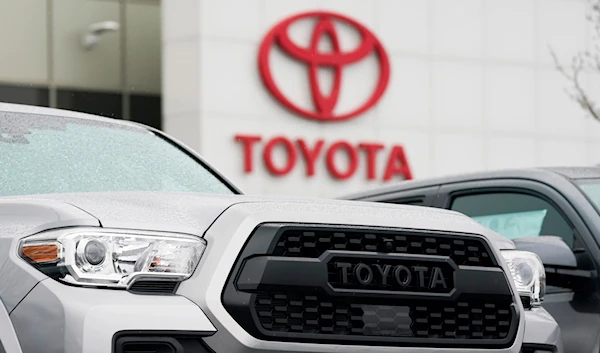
0;112;235;196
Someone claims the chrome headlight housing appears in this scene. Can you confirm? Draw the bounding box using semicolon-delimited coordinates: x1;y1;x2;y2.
501;250;546;308
19;228;206;289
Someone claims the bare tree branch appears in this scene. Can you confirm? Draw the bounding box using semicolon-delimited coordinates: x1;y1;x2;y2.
552;0;600;122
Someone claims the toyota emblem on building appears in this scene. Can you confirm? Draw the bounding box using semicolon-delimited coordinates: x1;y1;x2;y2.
258;11;391;122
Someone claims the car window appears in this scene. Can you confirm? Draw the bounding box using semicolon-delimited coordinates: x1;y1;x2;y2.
576;179;600;215
0;112;235;196
383;198;424;206
450;192;574;247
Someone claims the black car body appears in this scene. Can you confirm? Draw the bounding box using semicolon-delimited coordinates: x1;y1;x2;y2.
342;167;600;353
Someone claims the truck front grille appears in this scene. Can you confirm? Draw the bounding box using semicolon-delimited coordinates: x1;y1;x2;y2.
255;292;513;340
222;223;518;348
273;228;495;267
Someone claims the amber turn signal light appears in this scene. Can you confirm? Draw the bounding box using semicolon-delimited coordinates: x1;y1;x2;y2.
22;244;60;263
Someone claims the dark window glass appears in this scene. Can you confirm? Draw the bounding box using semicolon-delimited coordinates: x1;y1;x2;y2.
56;89;122;119
450;192;574;247
0;112;235;196
0;85;164;131
384;198;424;206
0;83;49;107
130;94;161;130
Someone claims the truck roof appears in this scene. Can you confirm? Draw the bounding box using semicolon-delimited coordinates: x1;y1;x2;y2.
342;167;600;200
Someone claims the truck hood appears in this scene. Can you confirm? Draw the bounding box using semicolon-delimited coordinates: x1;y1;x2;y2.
0;191;515;250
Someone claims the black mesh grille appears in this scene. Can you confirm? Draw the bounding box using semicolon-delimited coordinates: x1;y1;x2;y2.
223;224;517;348
127;280;178;295
271;228;494;267
255;292;513;340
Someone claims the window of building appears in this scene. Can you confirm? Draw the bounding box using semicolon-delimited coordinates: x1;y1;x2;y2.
0;0;162;130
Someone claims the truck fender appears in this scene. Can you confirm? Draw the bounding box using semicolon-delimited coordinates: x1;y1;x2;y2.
0;299;23;353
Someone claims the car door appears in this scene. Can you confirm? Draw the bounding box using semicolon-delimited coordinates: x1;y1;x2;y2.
0;299;23;353
436;179;600;353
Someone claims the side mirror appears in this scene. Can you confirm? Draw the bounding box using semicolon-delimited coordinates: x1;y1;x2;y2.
513;235;596;279
512;236;576;268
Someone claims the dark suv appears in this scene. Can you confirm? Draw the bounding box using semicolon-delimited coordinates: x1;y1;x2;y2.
342;167;600;353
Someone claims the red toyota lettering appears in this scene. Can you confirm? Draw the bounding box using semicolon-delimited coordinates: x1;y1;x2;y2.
235;134;262;173
358;143;384;180
383;146;413;181
326;141;359;180
234;134;413;182
263;136;297;176
297;139;325;176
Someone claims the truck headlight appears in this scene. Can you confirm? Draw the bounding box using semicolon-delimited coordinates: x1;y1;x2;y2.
501;250;546;308
19;228;206;289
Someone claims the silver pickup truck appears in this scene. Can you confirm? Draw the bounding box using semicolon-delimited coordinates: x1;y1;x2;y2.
0;104;560;353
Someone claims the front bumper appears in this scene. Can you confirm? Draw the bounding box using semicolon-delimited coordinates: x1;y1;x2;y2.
522;308;563;353
8;278;562;353
9;278;215;353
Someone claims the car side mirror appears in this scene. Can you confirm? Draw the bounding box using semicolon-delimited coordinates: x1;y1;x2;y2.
513;235;596;279
512;235;577;268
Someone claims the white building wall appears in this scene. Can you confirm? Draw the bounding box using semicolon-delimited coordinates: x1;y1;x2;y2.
162;0;600;198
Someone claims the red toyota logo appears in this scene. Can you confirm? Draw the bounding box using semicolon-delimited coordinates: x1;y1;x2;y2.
258;11;390;122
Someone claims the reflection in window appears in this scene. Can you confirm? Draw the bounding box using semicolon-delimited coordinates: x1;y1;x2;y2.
577;181;600;214
470;210;547;239
451;192;574;247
